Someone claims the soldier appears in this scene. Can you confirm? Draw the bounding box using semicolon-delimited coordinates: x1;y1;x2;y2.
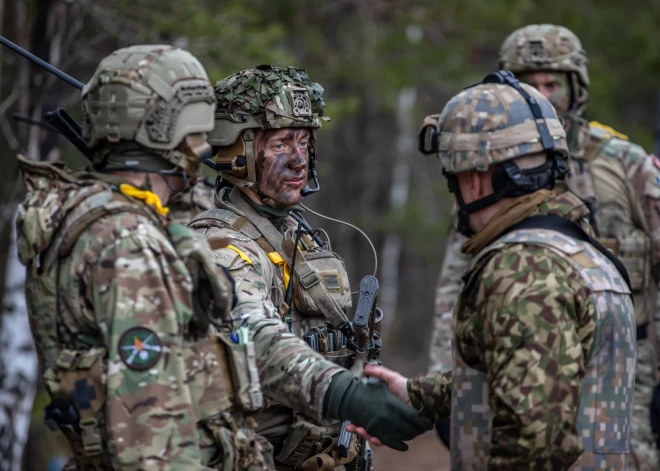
14;45;276;470
428;24;660;468
188;65;432;470
352;73;637;469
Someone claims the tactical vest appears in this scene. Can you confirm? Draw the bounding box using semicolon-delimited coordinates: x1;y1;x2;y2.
18;159;268;470
189;187;356;470
450;227;635;471
566;122;651;327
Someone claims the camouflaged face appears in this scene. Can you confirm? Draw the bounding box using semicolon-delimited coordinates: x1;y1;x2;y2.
435;83;568;174
498;24;589;87
214;65;327;130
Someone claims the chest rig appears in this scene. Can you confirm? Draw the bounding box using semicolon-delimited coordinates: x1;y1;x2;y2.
19;160;260;470
191;187;354;364
190;187;358;470
450;225;634;471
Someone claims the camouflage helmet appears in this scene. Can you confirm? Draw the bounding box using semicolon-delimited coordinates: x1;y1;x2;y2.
419;72;569;237
419;81;568;175
81;45;216;178
207;65;328;188
498;24;589;115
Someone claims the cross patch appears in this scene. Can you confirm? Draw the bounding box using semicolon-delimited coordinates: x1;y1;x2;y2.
71;379;96;410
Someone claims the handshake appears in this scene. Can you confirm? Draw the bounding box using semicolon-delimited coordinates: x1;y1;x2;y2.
326;363;433;452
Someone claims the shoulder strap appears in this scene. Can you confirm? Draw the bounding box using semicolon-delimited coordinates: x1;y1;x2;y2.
501;214;632;292
229;187;350;329
41;189;159;271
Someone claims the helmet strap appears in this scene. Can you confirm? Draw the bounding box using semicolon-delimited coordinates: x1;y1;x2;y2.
447;155;568;238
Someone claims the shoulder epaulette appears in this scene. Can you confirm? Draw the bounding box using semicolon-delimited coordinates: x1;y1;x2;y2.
589;121;629;141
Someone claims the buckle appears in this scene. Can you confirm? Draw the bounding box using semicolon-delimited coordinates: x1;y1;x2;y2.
80;417;102;457
300;271;320;289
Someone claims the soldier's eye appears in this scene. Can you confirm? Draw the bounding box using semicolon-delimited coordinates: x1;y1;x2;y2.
300;140;308;148
274;143;284;151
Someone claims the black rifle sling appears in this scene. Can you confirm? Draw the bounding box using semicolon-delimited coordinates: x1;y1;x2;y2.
500;214;632;293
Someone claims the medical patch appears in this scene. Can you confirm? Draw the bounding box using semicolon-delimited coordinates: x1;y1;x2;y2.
118;327;162;371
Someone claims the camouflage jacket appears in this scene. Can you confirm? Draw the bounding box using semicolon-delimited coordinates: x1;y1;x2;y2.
409;191;636;470
15;158;236;470
168;177;216;224
428;119;660;372
189;187;345;438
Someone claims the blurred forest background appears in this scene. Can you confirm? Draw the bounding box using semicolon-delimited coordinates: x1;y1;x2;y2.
1;0;660;469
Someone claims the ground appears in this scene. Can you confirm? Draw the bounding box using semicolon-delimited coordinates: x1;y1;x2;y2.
373;431;450;471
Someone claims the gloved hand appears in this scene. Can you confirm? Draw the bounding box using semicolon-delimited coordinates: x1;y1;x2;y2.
323;371;433;451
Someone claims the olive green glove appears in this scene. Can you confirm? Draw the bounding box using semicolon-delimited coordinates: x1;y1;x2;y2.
323;371;433;451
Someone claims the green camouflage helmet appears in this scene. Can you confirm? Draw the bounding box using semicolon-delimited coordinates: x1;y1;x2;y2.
498;24;589;115
419;82;568;175
81;45;216;177
208;65;328;188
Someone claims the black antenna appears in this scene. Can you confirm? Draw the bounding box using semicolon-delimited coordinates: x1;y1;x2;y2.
0;36;83;90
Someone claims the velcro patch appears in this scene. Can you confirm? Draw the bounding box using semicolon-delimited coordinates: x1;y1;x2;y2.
118;327;162;371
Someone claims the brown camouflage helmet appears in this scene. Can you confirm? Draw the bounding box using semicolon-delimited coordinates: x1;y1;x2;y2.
81;45;216;179
419;80;568;175
419;73;569;237
498;24;589;115
207;65;328;188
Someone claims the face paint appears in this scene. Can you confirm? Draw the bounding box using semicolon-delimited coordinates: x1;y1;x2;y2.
254;128;310;208
518;71;571;115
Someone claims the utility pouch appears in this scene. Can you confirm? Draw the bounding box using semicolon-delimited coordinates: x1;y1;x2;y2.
43;348;107;468
203;412;276;470
212;332;264;411
285;243;352;318
276;420;339;468
303;327;353;368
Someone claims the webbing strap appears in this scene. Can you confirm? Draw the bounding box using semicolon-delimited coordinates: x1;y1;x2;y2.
41;190;159;272
229;187;349;328
501;214;632;293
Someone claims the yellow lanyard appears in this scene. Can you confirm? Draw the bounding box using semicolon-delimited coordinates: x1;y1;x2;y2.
267;251;294;308
119;184;169;216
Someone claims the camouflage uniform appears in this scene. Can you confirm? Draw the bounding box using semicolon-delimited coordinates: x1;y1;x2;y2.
168;177;216;224
416;77;636;469
427;25;660;468
15;46;273;470
189;67;359;471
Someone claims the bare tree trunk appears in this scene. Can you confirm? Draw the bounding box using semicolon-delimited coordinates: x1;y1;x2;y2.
0;219;37;471
379;87;416;335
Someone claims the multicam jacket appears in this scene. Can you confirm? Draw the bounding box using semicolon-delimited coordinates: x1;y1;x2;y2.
14;157;259;470
189;187;346;438
410;191;636;470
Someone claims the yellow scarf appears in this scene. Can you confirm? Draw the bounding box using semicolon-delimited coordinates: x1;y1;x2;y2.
119;184;170;216
461;189;553;256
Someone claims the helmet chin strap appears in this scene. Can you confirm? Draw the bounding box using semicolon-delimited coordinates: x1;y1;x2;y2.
447;156;569;238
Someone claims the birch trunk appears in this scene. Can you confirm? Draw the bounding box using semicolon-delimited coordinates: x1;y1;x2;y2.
0;216;37;471
380;87;416;334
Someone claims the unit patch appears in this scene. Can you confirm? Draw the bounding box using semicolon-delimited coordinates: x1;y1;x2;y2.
118;327;162;371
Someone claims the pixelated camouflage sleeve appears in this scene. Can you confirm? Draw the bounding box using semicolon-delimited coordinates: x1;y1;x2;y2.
477;248;593;468
428;219;471;373
89;229;207;470
202;226;344;421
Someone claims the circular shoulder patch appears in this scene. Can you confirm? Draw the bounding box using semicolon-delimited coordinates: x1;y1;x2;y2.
118;327;162;371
